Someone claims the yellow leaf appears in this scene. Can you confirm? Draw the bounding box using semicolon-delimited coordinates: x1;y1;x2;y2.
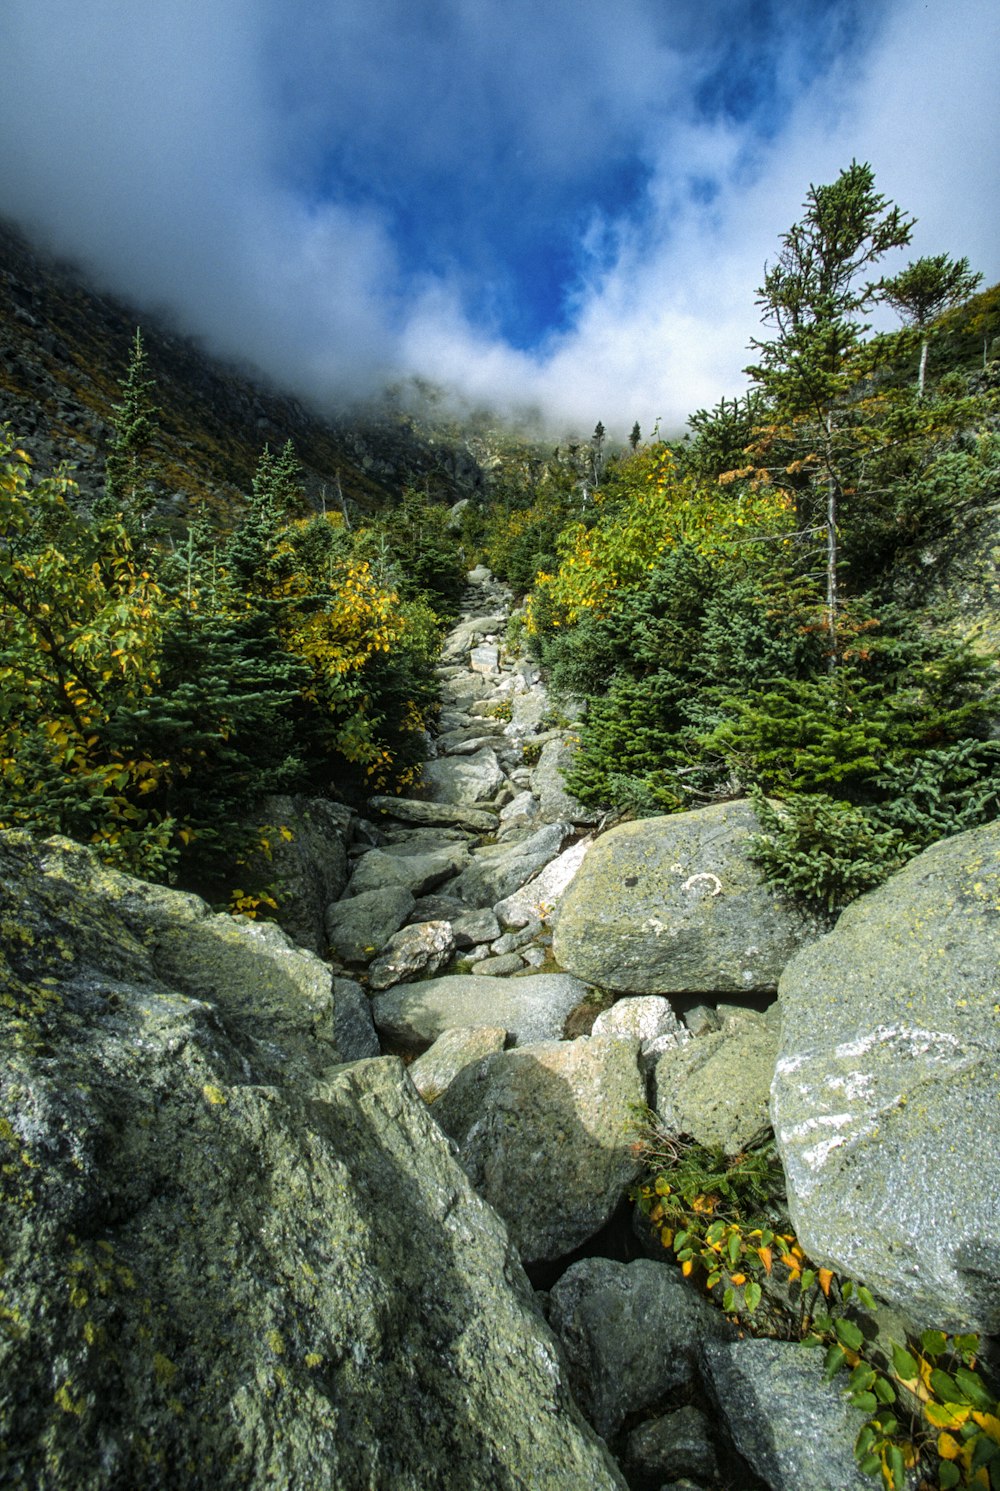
757;1246;773;1274
730;1273;747;1286
937;1432;962;1460
681;1259;694;1277
817;1268;834;1297
972;1410;1000;1443
925;1401;971;1430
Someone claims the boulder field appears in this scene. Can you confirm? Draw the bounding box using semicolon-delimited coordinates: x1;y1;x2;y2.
2;564;997;1490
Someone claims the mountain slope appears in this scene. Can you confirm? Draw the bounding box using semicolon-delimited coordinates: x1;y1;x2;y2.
0;218;482;526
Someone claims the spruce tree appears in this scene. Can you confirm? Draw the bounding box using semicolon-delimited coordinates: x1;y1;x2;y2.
100;327;160;528
881;254;982;395
745;161;914;662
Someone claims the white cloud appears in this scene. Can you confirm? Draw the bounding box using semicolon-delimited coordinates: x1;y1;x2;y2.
0;0;995;439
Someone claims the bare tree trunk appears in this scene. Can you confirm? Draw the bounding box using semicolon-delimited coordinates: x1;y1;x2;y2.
824;415;839;671
333;470;351;529
918;335;929;398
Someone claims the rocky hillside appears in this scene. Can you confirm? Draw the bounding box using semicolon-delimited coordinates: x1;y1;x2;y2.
3;572;998;1491
0;219;483;526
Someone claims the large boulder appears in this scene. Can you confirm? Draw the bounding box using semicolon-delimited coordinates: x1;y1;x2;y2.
702;1337;872;1491
772;822;1000;1334
407;1025;509;1103
0;831;626;1491
366;920;455;990
450;821;569;908
530;738;601;825
554;800;822;995
345;843;469;898
547;1258;731;1439
244;795;351;954
370;971;592;1050
494;837;593;929
324;885;415;964
653;1005;779;1152
418;748;506;806
368;795;498;834
433;1036;645;1263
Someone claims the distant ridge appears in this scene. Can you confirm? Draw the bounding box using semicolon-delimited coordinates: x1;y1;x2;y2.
0;218;483;529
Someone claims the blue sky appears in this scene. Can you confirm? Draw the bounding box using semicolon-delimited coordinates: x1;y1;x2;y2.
1;0;997;436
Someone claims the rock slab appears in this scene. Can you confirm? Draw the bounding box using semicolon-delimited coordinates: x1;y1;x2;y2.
554;800;822;995
772;821;1000;1334
434;1036;645;1264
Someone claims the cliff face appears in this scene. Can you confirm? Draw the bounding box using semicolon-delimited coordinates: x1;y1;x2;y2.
0;218;483;525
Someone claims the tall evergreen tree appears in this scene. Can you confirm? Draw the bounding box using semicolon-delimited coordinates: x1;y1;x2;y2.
745;161;914;661
99;327;160;528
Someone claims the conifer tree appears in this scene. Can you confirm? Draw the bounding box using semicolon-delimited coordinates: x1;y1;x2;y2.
100;327;160;528
745;161;914;661
881;254;982;395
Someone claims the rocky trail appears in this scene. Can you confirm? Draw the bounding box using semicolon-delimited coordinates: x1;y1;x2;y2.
1;569;997;1491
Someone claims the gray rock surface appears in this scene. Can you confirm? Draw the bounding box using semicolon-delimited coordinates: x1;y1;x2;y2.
554;800;822;994
471;952;525;977
324;884;415;964
366;920;455;991
368;795;498;834
624;1407;721;1488
531;738;601;824
0;831;627;1490
702;1337;872;1491
418;748;506;806
332;976;381;1060
451;821;570;909
371;972;593;1050
772;821;1000;1333
244;794;351;954
494;837;593;929
345;843;469;898
434;1036;645;1263
592;996;691;1073
654;1007;778;1152
407;1025;509;1103
451;908;502;948
547;1258;731;1438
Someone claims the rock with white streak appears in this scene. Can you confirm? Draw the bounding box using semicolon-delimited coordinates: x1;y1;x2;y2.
367;920;456;991
495;837;592;929
772;821;1000;1334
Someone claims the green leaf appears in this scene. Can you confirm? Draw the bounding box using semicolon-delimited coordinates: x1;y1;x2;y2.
824;1342;847;1380
929;1367;965;1403
850;1365;877;1392
891;1344;919;1381
800;1268;816;1292
858;1286;877;1310
921;1329;948;1357
856;1425;877;1456
727;1231;741;1268
954;1367;994;1411
834;1317;865;1352
850;1391;879;1413
857;1451;881;1477
873;1377;897;1405
886;1442;905;1489
938;1462;960;1489
745;1281;762;1313
723;1286;736;1313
